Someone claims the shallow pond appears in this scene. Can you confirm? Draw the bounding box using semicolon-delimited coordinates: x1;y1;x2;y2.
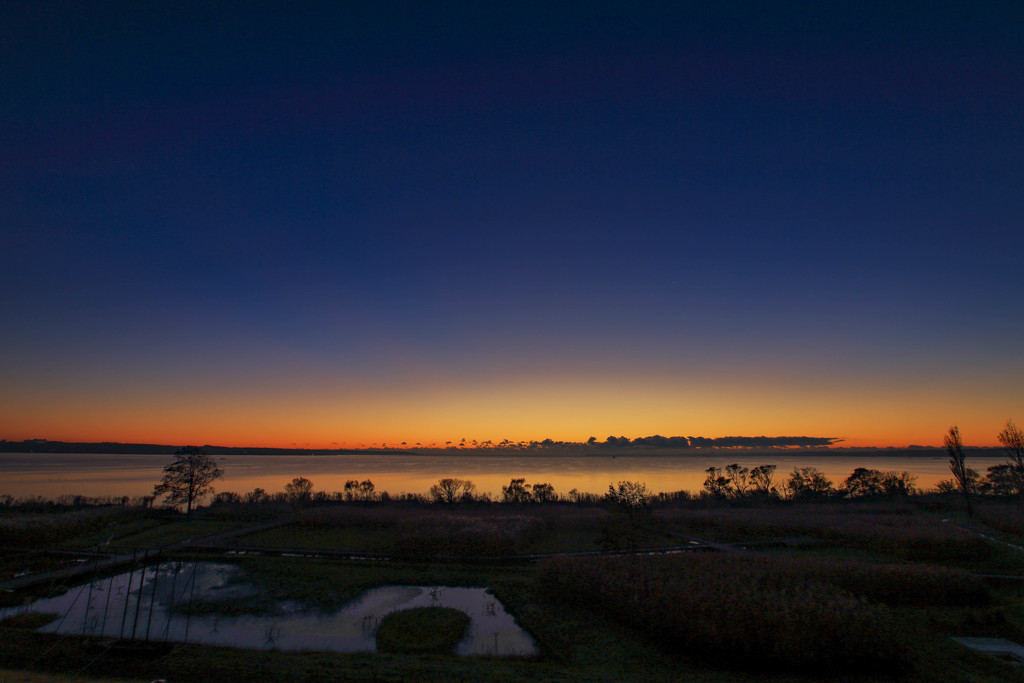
0;562;537;656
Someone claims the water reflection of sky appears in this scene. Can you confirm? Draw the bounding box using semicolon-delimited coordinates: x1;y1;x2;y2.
0;562;537;656
1;452;1004;500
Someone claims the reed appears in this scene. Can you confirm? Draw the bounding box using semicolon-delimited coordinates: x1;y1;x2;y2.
536;552;914;674
654;502;992;562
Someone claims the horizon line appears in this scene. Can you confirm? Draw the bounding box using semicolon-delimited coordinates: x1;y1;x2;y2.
2;436;1002;452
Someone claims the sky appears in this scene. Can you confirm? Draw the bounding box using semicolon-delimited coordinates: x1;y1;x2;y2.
2;1;1022;449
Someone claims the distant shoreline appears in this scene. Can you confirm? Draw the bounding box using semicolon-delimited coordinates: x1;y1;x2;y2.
0;439;1005;458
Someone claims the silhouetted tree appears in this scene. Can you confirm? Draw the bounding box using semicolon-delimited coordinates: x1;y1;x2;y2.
212;491;241;505
153;446;224;515
429;477;476;504
999;419;1024;466
285;476;314;503
245;487;267;503
603;481;653;551
842;468;887;497
749;464;777;496
784;466;833;500
985;464;1019;496
945;425;973;517
998;419;1024;496
882;471;916;495
606;481;653;510
502;478;531;503
703;467;731;498
725;463;751;497
532;482;557;502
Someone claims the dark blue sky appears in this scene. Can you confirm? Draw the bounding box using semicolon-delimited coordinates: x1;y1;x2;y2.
2;1;1022;447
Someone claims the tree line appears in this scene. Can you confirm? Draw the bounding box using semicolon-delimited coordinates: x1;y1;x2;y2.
943;419;1024;517
143;418;1019;514
700;463;915;500
11;423;1018;513
458;434;839;449
1;434;842;454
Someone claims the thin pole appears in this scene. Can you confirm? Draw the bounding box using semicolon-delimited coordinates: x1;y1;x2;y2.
144;558;160;641
163;560;181;642
183;561;198;645
81;576;95;635
130;549;148;640
119;550;137;639
99;572;114;637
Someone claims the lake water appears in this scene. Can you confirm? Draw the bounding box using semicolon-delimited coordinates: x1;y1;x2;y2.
0;451;1006;502
0;562;537;656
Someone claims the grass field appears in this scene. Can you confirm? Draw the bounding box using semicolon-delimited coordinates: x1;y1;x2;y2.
3;495;1024;681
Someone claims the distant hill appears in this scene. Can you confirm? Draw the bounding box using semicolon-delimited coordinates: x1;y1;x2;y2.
0;438;1003;458
0;439;397;455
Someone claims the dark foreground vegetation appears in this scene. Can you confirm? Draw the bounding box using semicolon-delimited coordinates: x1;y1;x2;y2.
4;485;1024;683
375;607;471;655
3;424;1024;680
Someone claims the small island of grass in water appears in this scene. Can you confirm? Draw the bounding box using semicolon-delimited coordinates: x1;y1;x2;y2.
375;607;471;655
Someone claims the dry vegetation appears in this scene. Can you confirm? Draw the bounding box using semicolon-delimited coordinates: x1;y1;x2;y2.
654;501;993;562
538;552;912;675
5;490;1024;681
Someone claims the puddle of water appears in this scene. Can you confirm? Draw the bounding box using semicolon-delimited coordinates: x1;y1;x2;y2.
0;562;537;656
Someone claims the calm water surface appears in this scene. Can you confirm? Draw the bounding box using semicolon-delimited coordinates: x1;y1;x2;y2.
0;452;1004;501
0;562;536;656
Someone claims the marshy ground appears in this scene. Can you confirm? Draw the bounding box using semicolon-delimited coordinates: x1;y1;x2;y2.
3;495;1024;681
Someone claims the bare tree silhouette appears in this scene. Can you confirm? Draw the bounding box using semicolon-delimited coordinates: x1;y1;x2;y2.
153;446;223;515
749;464;777;496
999;419;1024;468
783;466;833;500
284;476;314;503
945;425;973;517
501;478;531;503
429;477;476;504
532;482;557;502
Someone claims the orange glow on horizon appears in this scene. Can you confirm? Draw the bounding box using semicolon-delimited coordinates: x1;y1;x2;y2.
1;417;1015;451
2;358;1020;450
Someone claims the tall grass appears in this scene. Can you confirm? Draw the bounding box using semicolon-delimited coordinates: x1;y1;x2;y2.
0;507;153;549
654;502;992;562
973;500;1024;540
389;511;546;559
536;552;935;675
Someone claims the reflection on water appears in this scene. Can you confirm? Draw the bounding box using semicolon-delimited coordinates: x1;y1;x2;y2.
0;562;537;656
1;451;1001;501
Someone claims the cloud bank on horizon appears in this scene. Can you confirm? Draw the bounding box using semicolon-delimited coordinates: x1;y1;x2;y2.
1;2;1021;448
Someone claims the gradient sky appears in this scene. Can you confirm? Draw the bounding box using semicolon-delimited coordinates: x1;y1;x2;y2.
2;2;1022;448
